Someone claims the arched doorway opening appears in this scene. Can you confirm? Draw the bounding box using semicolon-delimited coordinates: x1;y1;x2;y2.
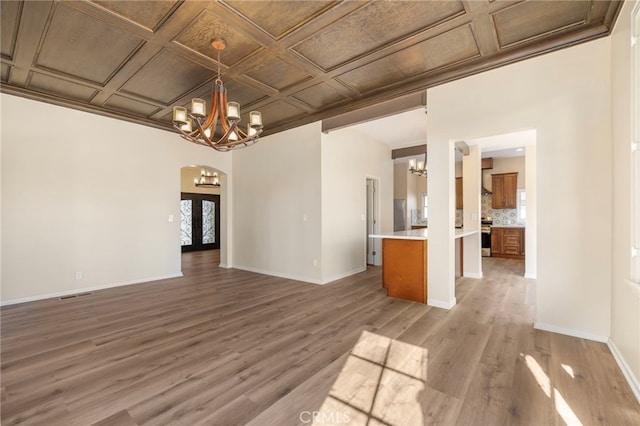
180;165;225;266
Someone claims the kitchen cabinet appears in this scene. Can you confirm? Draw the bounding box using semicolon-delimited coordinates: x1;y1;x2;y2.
491;227;524;259
491;172;518;209
381;238;427;304
455;177;463;209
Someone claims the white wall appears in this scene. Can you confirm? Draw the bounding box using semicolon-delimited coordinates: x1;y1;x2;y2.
462;145;482;278
427;37;613;340
393;163;407;199
231;122;323;283
610;0;640;400
321;127;393;281
1;94;232;304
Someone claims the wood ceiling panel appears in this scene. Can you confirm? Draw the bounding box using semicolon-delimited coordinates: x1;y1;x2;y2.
338;25;479;94
35;3;142;85
90;0;180;32
120;49;214;105
223;0;338;39
28;72;97;102
259;100;307;125
1;63;11;83
104;94;161;117
244;57;312;91
293;0;465;71
1;0;22;60
223;80;269;107
493;1;589;48
291;82;348;110
0;0;624;137
183;79;268;111
174;9;262;66
588;1;613;24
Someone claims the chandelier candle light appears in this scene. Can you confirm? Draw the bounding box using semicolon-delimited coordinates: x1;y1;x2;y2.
172;38;263;152
195;169;220;187
409;153;427;177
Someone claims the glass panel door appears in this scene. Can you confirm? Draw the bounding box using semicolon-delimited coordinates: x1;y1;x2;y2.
202;200;215;244
180;193;220;252
180;200;193;246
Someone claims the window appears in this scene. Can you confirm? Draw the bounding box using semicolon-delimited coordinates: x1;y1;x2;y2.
517;189;526;224
422;194;428;219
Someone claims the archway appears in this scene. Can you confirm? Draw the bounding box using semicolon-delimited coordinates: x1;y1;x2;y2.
179;165;227;268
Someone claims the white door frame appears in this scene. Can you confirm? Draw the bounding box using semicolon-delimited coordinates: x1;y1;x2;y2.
366;177;381;266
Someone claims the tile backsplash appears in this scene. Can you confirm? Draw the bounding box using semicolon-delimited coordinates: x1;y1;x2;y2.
455;209;463;227
411;210;427;226
481;194;519;225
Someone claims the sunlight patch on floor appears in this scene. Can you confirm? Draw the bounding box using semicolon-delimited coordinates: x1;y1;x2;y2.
314;331;428;426
561;363;575;379
521;353;583;426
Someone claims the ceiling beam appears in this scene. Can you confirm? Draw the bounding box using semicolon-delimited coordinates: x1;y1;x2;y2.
321;91;426;133
391;144;427;159
455;141;470;155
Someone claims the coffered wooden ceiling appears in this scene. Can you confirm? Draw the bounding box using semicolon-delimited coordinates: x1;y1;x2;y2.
0;0;623;136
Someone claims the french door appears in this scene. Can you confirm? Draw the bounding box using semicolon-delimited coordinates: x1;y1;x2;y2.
180;193;221;252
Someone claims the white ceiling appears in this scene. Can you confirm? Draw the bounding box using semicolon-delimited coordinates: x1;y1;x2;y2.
344;110;534;161
345;108;428;149
468;129;536;157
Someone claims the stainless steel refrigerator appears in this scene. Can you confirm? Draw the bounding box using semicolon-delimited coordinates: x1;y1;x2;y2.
393;199;406;231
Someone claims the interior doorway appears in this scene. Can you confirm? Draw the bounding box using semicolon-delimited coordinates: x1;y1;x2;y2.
180;193;221;252
366;178;380;265
180;166;223;254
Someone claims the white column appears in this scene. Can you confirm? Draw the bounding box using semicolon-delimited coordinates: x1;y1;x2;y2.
427;140;456;309
462;144;482;278
525;144;537;279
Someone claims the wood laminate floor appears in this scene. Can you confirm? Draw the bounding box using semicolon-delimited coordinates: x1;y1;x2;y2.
1;251;639;425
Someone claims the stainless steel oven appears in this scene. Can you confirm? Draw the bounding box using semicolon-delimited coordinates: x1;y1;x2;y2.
481;219;492;257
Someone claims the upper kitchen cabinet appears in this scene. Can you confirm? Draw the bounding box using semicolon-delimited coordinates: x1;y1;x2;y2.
492;172;518;209
455;177;463;210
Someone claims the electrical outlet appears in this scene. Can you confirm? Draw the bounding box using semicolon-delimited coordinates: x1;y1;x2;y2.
168;215;174;222
75;271;83;280
313;259;318;267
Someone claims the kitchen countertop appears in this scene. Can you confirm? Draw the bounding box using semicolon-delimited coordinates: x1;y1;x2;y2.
491;224;525;228
369;228;479;241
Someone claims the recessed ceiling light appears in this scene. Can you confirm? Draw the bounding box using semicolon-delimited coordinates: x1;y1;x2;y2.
516;148;524;152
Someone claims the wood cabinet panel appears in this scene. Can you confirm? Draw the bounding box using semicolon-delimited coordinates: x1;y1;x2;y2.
481;158;493;169
491;228;503;255
382;239;427;304
491;172;518;209
491;227;524;259
455;177;463;210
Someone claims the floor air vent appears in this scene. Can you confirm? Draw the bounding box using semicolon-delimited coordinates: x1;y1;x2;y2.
59;292;93;300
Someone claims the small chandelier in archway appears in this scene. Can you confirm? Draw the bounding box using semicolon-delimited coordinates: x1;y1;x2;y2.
194;169;220;188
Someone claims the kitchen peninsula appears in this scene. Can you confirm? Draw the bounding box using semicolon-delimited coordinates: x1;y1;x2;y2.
369;228;479;304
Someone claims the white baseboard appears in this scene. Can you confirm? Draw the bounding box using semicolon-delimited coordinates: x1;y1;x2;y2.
427;297;457;310
321;267;366;285
463;272;483;279
218;263;230;269
608;339;640;404
232;265;323;285
533;322;608;343
524;272;537;279
0;272;184;306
